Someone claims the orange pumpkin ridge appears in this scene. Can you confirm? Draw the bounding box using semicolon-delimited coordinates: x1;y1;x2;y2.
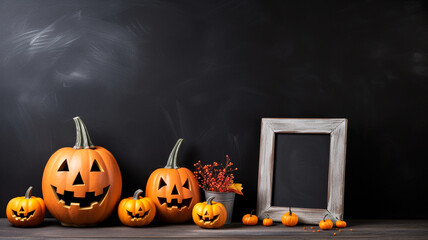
145;139;200;223
282;206;298;226
263;214;273;226
319;214;334;230
335;217;347;228
242;210;258;225
42;116;122;226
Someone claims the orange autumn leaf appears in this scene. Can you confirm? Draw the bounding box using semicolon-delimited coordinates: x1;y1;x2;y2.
228;181;243;195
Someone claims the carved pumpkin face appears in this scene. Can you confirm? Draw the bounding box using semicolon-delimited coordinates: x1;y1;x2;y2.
6;187;46;227
118;189;156;227
145;139;200;223
42;117;122;226
192;196;227;228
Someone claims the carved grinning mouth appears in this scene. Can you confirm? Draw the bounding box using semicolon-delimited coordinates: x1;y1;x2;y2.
51;185;109;209
127;210;150;220
157;197;192;209
12;209;36;220
198;214;220;223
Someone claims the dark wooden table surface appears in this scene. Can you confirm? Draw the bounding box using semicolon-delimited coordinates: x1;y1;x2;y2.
1;219;428;239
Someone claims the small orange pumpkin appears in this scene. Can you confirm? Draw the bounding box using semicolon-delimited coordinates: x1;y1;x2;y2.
42;117;122;226
6;186;46;227
118;189;156;227
192;196;227;228
282;206;298;226
242;210;258;225
335;218;347;228
263;215;273;226
319;214;333;230
145;139;200;223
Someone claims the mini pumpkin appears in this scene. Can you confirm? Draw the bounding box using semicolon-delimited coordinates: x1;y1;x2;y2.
118;189;156;227
319;214;333;230
6;186;46;227
192;196;227;228
145;139;200;223
263;215;273;226
282;206;298;226
335;218;347;228
242;210;258;225
42;117;122;226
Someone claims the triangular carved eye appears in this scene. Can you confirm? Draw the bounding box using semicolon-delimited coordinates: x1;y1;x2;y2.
158;178;167;189
58;160;69;171
90;160;103;172
182;179;190;189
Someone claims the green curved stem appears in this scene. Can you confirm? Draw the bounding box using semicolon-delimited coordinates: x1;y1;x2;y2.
289;206;292;215
73;116;95;149
25;186;33;199
165;139;183;169
323;214;328;222
206;196;215;205
133;189;144;200
250;209;255;217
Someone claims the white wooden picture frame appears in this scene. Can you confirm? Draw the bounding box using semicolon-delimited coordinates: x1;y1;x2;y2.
257;118;348;224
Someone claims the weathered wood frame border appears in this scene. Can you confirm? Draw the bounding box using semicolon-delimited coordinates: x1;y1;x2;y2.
257;118;348;224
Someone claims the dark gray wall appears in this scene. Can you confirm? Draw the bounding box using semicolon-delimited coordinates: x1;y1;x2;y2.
0;0;427;220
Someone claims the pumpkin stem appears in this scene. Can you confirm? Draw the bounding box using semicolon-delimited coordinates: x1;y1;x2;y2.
206;196;215;205
25;186;33;199
73;116;95;149
323;214;328;222
133;189;144;200
250;209;255;216
289;206;292;215
165;138;183;169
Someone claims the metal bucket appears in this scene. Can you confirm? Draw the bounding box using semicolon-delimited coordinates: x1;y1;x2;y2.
204;190;235;224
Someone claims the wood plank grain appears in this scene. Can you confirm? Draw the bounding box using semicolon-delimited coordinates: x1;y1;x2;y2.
1;219;428;239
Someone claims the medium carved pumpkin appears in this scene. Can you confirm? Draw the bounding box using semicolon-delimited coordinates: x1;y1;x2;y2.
319;214;333;230
42;117;122;226
145;139;200;223
192;196;227;229
6;186;46;227
118;189;156;227
282;207;298;226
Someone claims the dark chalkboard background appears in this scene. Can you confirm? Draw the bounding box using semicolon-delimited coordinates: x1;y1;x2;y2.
272;133;330;209
0;0;427;220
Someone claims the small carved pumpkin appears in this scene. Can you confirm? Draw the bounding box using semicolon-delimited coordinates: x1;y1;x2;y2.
192;196;227;228
282;207;298;226
42;117;122;226
263;215;273;226
242;210;258;225
118;189;156;227
6;186;46;227
145;139;200;223
319;214;333;230
335;218;347;228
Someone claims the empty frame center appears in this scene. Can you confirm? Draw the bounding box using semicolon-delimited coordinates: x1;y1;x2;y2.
272;133;330;209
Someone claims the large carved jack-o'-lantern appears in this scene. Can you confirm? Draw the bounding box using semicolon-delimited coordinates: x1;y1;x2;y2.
145;139;200;223
42;117;122;226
